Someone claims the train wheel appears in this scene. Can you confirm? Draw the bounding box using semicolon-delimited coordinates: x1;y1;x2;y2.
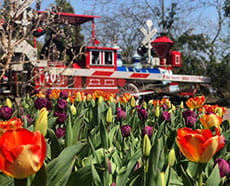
119;83;139;95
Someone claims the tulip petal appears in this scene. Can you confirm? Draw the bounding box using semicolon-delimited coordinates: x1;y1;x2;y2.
177;134;204;162
200;136;220;163
0;129;46;179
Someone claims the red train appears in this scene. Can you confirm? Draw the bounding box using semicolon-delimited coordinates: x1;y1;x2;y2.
0;11;210;97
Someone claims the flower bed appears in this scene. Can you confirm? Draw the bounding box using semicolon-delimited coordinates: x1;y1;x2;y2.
0;90;229;186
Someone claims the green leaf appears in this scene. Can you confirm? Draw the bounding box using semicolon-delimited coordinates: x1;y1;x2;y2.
31;165;47;186
48;110;57;128
47;129;63;159
65;113;73;146
91;163;102;185
67;166;92;186
72;115;85;142
116;150;142;186
47;143;86;186
0;173;14;186
205;164;221;186
100;118;108;149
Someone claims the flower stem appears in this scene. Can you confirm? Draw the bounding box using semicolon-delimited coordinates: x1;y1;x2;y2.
14;178;27;186
198;172;203;186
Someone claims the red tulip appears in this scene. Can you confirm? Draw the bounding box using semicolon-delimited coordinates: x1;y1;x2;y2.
176;128;225;163
186;96;206;109
0;117;23;136
0;128;46;178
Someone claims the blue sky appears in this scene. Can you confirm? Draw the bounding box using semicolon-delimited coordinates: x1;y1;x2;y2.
38;0;88;14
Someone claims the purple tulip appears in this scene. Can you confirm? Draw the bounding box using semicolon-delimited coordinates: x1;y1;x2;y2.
186;116;197;128
55;127;66;138
137;108;148;121
46;99;53;110
183;110;197;127
116;107;126;121
182;110;196;119
120;125;132;137
34;97;48;109
0;106;13;120
57;99;68;110
162;111;171;121
54;112;67;124
142;126;154;137
215;158;230;177
21;114;33;125
60;91;68;99
46;89;52;98
111;183;116;186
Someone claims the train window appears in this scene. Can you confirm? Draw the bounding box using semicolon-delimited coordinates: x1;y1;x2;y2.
91;51;100;65
104;51;113;65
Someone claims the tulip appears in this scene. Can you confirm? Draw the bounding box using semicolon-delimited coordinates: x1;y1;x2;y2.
0;129;46;179
168;148;176;166
76;92;82;102
186;116;197;128
98;96;104;104
34;107;48;136
106;107;113;123
5;98;13;108
34;97;48;110
162;111;171;122
142;126;153;137
215;107;226;118
116;107;126;121
143;134;151;157
46;99;53;110
215;158;230;177
55;127;66;138
0;117;23;136
130;96;136;107
200;113;222;129
183;110;197;127
176;128;225;163
0;106;13;120
179;101;184;109
137;107;148;121
183;110;196;119
60;91;68;99
46;89;52;98
120;125;131;137
70;104;77;115
57;99;68;110
186;96;206;109
54;112;67;124
155;105;160;118
21;114;33;126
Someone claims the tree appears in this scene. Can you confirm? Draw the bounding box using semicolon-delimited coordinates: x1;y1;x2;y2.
55;0;84;47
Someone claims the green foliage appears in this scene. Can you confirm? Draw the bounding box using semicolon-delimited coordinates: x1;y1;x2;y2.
1;94;230;185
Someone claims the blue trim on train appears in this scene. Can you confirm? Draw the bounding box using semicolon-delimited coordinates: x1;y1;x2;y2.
116;66;160;74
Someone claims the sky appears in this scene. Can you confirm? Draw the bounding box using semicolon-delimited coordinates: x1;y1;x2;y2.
38;0;90;14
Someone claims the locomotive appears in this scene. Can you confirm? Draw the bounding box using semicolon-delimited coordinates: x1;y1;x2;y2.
0;10;210;97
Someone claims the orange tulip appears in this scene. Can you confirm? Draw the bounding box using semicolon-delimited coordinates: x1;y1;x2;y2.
176;128;225;163
200;113;223;129
0;128;46;178
0;117;23;136
186;96;206;109
199;104;226;116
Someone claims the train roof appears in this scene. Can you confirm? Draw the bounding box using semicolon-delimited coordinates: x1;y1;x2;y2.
37;11;100;25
